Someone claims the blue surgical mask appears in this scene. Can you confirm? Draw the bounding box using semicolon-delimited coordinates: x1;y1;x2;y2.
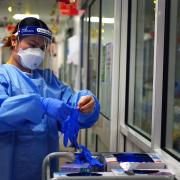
18;48;45;70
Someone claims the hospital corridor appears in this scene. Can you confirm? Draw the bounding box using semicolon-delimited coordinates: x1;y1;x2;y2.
0;0;179;180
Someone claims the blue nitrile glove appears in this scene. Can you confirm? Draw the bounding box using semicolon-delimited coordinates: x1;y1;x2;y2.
41;97;73;122
60;108;103;168
75;145;103;168
61;108;80;148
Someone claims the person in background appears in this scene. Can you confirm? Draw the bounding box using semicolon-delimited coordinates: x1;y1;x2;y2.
0;17;100;180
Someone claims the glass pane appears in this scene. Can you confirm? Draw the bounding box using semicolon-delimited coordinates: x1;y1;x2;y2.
99;0;114;119
86;128;96;152
81;12;89;89
97;136;109;152
86;0;100;152
166;1;180;157
88;0;100;96
128;0;155;137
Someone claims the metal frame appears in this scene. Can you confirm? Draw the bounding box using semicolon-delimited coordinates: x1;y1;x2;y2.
117;0;180;178
126;0;152;140
151;0;166;150
42;152;75;180
86;0;101;151
127;0;137;131
109;0;122;152
164;0;177;152
79;0;180;177
80;15;84;90
118;0;162;152
81;0;119;152
118;0;129;152
87;0;101;97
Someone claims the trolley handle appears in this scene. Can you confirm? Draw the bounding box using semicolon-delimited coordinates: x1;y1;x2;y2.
42;152;75;180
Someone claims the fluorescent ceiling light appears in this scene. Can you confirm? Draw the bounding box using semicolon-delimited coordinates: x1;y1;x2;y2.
86;17;114;24
102;18;114;24
13;14;39;20
90;17;99;23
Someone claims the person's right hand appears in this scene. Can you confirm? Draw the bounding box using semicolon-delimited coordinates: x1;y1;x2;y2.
41;97;73;122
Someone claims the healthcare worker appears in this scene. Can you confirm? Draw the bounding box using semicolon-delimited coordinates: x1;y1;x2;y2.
0;17;100;180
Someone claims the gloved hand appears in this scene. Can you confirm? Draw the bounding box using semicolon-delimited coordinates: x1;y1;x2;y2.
61;108;80;148
78;95;95;113
75;145;104;168
41;97;73;122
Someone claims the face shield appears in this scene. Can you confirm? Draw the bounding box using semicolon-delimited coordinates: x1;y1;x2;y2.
15;24;53;81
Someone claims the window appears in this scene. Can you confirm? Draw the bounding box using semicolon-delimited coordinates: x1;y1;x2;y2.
88;0;100;96
86;0;100;151
165;0;180;159
99;0;114;119
81;12;89;89
127;0;155;138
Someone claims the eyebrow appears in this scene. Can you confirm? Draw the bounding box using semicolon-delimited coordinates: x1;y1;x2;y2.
28;39;45;47
28;40;37;44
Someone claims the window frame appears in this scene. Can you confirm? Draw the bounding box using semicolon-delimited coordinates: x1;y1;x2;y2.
118;0;180;177
125;0;155;140
82;0;119;152
161;0;180;161
86;0;101;152
98;0;115;120
119;0;164;153
87;0;101;97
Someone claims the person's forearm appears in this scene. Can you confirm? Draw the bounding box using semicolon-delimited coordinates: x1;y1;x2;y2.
0;94;44;132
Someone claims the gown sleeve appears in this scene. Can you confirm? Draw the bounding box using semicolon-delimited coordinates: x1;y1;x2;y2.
0;74;44;133
55;76;100;129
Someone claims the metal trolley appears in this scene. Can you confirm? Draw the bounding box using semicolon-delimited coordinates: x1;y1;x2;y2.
42;152;173;180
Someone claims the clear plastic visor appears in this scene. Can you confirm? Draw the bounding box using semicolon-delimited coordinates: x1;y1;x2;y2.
16;31;53;84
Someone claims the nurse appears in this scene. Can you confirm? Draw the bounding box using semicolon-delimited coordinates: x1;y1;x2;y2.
0;17;100;180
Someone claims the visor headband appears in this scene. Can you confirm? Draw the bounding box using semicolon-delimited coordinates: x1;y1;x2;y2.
17;26;52;40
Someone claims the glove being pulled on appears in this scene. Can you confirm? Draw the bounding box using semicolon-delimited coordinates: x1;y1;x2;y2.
61;107;103;168
41;97;73;122
61;108;80;148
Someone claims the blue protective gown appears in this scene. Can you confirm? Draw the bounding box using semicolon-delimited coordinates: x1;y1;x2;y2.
0;64;100;180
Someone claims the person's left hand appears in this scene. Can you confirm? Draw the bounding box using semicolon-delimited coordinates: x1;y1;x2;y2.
78;96;95;113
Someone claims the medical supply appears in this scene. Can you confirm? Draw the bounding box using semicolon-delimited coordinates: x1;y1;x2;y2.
60;162;90;173
61;108;80;148
17;26;52;41
18;48;45;70
75;145;104;168
103;154;121;171
60;106;103;168
114;153;166;170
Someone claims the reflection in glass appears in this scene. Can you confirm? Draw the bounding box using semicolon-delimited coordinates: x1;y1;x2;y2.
88;0;100;96
86;0;100;152
166;1;180;158
128;0;155;137
99;0;114;119
81;12;89;89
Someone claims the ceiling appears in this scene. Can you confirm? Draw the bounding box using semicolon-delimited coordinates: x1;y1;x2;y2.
0;0;56;21
0;0;67;39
